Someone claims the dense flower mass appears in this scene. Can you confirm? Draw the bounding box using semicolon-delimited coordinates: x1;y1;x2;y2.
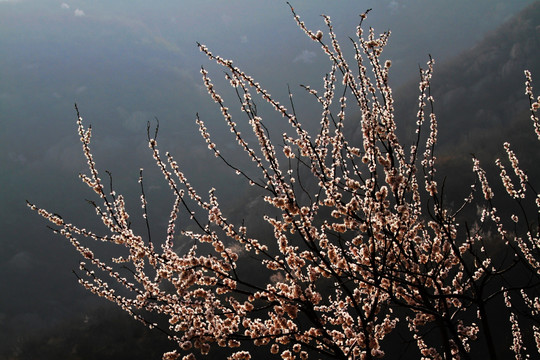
29;3;540;360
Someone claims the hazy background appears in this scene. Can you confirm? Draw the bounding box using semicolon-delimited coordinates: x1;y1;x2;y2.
1;0;538;358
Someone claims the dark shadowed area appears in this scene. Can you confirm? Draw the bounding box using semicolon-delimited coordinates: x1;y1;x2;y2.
1;0;538;358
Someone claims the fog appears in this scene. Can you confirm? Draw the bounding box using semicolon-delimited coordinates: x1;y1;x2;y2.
0;0;537;356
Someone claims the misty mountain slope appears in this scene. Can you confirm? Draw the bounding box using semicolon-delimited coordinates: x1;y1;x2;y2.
391;1;540;207
395;1;540;150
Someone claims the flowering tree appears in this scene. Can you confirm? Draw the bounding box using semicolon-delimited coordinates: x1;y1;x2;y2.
29;4;540;360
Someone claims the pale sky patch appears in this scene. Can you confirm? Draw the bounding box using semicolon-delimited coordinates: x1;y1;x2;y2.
6;252;34;272
61;3;69;9
74;8;85;17
221;13;232;25
388;1;404;15
120;109;152;133
8;152;27;164
293;50;316;64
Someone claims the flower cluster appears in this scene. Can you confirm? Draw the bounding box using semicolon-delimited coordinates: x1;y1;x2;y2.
29;4;540;360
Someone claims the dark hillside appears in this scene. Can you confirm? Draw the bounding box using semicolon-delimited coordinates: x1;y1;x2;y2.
395;1;539;150
394;1;540;208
